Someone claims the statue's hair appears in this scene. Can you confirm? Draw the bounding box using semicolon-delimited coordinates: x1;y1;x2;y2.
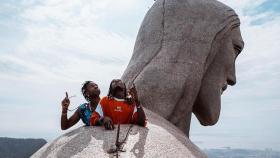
203;9;241;72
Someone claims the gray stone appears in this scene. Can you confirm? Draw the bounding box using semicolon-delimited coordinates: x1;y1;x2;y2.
31;109;207;158
121;0;244;136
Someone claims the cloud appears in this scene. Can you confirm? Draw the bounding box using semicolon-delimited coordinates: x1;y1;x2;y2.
0;0;154;84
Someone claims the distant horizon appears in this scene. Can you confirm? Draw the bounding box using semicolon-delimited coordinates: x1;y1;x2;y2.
1;135;280;152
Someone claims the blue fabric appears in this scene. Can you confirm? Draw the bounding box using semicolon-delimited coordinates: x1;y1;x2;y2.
78;103;92;126
95;104;104;117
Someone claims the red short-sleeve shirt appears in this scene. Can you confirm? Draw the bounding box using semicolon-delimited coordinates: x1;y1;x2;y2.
100;96;139;124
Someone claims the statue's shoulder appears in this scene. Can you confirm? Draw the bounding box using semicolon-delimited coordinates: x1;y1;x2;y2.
31;111;207;158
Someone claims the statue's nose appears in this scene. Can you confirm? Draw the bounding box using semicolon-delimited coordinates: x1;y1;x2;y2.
227;66;236;86
227;77;236;86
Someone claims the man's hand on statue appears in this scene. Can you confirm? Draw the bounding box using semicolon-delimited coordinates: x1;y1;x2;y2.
103;116;114;130
129;83;139;105
61;92;70;112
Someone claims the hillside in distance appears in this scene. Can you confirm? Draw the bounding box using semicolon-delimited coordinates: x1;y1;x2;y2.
0;137;47;158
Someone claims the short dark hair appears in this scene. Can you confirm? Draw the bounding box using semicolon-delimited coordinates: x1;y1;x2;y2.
81;81;92;102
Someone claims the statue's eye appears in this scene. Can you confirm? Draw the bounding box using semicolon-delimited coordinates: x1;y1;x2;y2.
234;44;242;57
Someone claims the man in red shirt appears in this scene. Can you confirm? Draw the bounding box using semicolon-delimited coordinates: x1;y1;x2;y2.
91;79;146;130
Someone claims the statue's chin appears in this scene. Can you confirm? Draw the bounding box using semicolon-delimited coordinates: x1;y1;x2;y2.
193;87;221;126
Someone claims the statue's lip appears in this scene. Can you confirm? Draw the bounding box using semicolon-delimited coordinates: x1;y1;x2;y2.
221;84;228;94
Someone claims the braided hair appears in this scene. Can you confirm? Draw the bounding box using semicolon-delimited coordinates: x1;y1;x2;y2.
81;81;92;102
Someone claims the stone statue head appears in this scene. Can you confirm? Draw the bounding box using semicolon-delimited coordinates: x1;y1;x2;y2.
121;0;244;136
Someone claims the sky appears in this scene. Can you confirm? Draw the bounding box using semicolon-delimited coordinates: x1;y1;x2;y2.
0;0;279;151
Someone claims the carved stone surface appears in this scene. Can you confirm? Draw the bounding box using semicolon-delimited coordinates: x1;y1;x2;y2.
122;0;244;136
31;109;207;158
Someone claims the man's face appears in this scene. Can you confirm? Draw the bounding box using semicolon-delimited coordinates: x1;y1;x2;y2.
86;82;100;97
193;27;244;125
111;79;125;92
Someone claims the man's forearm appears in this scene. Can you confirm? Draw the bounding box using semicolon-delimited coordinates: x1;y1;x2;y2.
61;109;69;130
136;104;146;126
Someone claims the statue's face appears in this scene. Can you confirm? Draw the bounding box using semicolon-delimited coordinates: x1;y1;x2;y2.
193;27;244;125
